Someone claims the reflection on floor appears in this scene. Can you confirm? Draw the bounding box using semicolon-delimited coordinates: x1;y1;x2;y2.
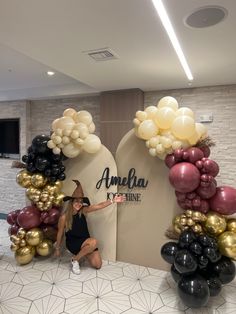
0;219;236;314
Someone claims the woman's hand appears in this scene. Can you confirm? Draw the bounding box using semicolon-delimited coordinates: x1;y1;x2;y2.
113;194;126;203
53;247;61;258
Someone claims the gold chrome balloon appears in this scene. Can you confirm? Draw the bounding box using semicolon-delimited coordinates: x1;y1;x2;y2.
26;228;43;246
192;224;203;234
19;239;27;247
10;243;19;252
15;245;35;265
185;210;193;218
204;212;227;236
16;170;32;188
40;192;49;202
31;174;47;188
17;228;26;239
36;239;53;256
55;180;63;190
53;193;65;206
218;231;236;260
227;219;236;233
10;235;21;245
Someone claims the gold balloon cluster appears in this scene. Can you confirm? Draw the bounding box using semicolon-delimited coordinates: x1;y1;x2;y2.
173;210;207;234
17;170;64;210
218;218;236;260
10;227;53;265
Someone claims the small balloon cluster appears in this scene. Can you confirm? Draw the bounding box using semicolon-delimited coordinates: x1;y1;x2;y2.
173;210;207;234
10;227;53;265
22;134;66;183
133;96;207;160
161;229;235;308
47;108;101;158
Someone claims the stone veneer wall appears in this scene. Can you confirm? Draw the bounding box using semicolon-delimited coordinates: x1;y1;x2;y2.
145;85;236;187
0;96;100;214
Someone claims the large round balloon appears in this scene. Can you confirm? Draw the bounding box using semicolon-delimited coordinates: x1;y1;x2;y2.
212;256;236;284
169;162;201;193
32;135;51;154
178;275;210;308
17;206;41;230
160;242;178;264
174;250;197;275
218;231;236;259
210;186;236;215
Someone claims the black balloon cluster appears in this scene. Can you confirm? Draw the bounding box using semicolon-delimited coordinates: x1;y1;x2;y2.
161;229;236;308
22;135;66;182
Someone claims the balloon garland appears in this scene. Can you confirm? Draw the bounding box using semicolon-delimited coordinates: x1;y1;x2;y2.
134;96;236;308
7;108;101;265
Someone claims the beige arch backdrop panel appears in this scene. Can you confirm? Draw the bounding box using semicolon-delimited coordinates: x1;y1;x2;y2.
116;129;180;270
63;145;117;261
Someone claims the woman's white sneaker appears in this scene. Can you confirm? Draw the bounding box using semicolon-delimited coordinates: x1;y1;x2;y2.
71;259;81;274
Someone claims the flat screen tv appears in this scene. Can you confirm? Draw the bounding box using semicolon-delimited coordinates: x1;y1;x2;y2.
0;119;20;158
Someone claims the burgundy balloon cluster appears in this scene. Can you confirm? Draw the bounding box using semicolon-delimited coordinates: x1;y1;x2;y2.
161;229;236;308
166;147;220;214
7;205;59;242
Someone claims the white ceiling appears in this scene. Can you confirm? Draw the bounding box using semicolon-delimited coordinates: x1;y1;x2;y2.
0;0;236;100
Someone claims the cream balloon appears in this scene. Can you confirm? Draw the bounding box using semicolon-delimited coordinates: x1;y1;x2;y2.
133;118;141;127
62;136;70;145
73;123;89;139
156;143;165;154
53;147;61;155
52;118;60;131
149;148;156;157
157;96;179;111
55;128;63;137
73;111;92;125
70;130;79;139
62;143;81;158
82;134;101;153
145;140;150;148
74;138;84;146
176;107;194;118
136;111;147;122
160;136;172;148
47;140;56;149
188;131;199;145
195;123;207;139
154;107;176;129
63;108;77;117
138;120;158;140
149;136;160;148
52;136;62;145
55;117;75;130
88;122;96;133
63;129;72;136
172;140;182;150
171;115;195;140
144;106;158;118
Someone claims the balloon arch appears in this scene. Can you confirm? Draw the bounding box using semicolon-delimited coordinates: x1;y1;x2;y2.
7;97;236;308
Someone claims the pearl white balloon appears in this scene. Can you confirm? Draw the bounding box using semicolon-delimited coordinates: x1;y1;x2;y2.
56;117;75;130
136;111;147;121
73;123;89;139
58;143;65;148
74;138;84;146
157;96;179;111
138;120;158;140
62;136;70;145
156;144;165;154
149;148;157;157
52;118;60;131
63;108;77;118
133;118;141;126
160;136;172;148
52;136;62;145
195;123;207;139
144;106;158;118
62;143;81;158
62;129;72;136
154;107;176;129
70;130;79;139
171;116;195;140
53;147;61;155
176;107;194;118
55;128;63;137
149;136;160;148
88;122;96;133
47;140;56;149
172;140;182;150
188;131;199;145
73;111;92;125
82;134;101;153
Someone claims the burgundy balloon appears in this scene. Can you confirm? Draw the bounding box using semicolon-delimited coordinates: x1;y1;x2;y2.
44;207;60;225
195;161;203;169
210;186;236;215
42;226;57;242
187;147;204;164
8;224;19;235
6;209;21;225
182;151;189;160
177;200;189;210
175;191;186;201
40;211;48;222
192;198;201;208
165;154;176;168
17;206;41;230
199;146;211;158
186;192;197;200
203;159;219;177
199;200;210;213
169;162;201;193
174;149;183;160
196;181;217;199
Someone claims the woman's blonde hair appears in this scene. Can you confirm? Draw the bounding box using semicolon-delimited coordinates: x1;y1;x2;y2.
64;198;83;232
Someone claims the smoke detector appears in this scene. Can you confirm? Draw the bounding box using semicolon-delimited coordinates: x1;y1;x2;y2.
85;48;118;61
184;6;227;28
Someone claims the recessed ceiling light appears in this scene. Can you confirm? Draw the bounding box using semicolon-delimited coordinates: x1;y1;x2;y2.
151;0;193;81
47;71;55;76
185;6;227;29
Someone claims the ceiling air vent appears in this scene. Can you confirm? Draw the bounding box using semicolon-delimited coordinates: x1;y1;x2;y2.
86;48;118;61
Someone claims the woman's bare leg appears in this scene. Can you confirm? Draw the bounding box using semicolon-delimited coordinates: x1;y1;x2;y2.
86;250;102;269
72;238;97;262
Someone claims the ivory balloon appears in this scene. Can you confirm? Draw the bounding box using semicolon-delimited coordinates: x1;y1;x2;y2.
149;148;156;157
36;239;53;256
218;231;236;259
157;96;179;111
149;136;160;148
195;123;207;139
55;128;63;137
63;108;76;117
138;120;158;140
176;107;194;118
82;134;101;153
154;107;176;129
47;140;56;149
144;106;158;118
26;228;43;246
133;118;140;127
56;117;75;130
160;136;172;148
52;118;60;131
52;135;62;145
188;131;199;145
88;122;96;133
62;136;70;145
53;147;61;154
73;111;92;125
62;143;81;158
15;245;35;265
136;110;147;121
171;116;195;140
62;129;72;137
73;123;89;139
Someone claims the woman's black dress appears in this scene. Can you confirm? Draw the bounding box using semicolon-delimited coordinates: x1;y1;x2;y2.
65;212;90;254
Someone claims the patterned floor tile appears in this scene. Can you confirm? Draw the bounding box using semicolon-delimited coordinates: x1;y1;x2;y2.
221;285;236;304
0;296;31;313
20;280;53;301
29;294;65;314
0;259;9;269
65;293;98;314
148;268;169;278
33;257;59;271
112;275;141;295
42;267;70;283
123;265;149;280
0;269;15;284
130;290;163;313
83;277;112;296
97;264;123;280
13;268;43;285
99;291;131;313
155;306;184;313
0;282;22;301
52;278;82;298
70;265;97;282
160;288;188;311
140;275;170;293
217;301;236;314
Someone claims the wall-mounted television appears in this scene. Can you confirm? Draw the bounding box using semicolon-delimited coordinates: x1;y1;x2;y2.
0;119;20;158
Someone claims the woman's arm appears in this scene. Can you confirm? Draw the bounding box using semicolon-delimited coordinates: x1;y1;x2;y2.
83;194;125;214
54;214;66;254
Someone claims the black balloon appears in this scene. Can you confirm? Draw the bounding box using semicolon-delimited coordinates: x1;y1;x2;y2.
178;229;196;249
178;275;210;308
198;234;212;247
32;135;50;154
174;249;197;274
171;264;181;283
189;242;202;256
22;155;28;163
207;276;222;297
58;173;66;181
161;242;179;264
212;256;236;284
198;255;208;269
203;247;221;263
35;156;49;171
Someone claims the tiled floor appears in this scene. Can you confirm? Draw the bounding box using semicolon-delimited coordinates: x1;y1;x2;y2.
1;219;236;314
